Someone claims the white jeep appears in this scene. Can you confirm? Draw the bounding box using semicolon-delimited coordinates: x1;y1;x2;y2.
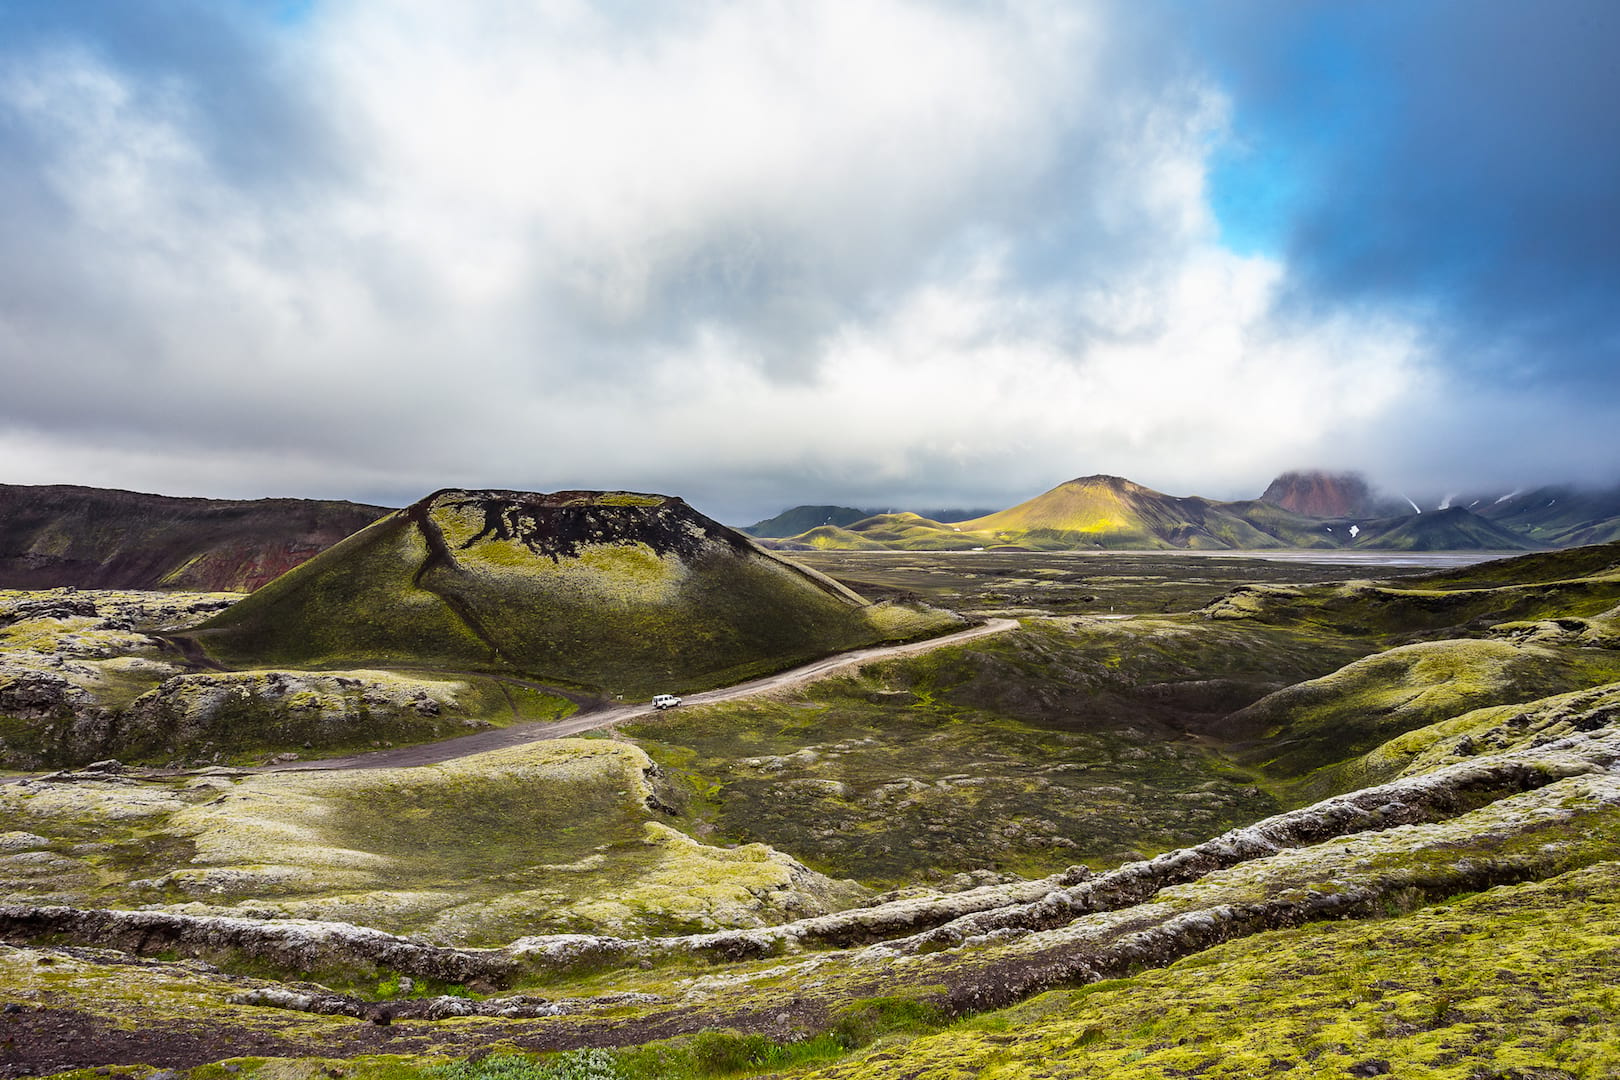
652;694;682;710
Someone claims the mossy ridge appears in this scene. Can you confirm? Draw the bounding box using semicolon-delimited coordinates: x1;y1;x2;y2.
1;653;573;769
1398;539;1620;590
1220;636;1620;786
1304;679;1620;798
1203;571;1620;640
114;668;574;768
796;860;1620;1080
0;740;859;944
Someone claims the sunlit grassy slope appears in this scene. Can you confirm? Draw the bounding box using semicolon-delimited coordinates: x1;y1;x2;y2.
189;490;953;698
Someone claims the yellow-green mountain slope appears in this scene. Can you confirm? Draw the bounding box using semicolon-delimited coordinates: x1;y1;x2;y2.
953;475;1290;549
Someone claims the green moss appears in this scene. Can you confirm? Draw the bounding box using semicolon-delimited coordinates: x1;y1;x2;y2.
592;494;668;508
1221;637;1620;788
1212;573;1620;639
1402;542;1620;590
619;618;1349;884
1;739;856;944
794;862;1620;1079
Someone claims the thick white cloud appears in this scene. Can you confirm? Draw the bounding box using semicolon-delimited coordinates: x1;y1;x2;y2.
0;0;1476;520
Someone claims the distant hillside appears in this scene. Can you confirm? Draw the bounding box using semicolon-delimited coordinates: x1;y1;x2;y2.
1259;470;1384;517
771;512;981;551
744;505;999;539
188;488;955;697
742;505;869;537
0;483;390;591
1349;505;1538;551
1472;484;1620;546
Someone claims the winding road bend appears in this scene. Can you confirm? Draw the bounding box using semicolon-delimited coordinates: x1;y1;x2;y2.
257;617;1020;773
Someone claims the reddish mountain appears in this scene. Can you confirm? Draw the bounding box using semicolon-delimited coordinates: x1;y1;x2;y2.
1258;471;1379;518
0;484;391;592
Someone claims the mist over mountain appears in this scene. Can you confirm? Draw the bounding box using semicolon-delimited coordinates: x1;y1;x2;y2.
1258;471;1387;518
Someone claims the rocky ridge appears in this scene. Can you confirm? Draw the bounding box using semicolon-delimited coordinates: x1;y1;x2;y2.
3;721;1614;1018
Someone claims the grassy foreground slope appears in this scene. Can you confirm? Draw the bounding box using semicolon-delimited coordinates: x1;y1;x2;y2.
1222;637;1620;784
189;490;956;698
0;738;866;945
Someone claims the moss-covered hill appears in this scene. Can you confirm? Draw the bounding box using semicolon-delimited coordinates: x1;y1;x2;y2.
186;489;949;698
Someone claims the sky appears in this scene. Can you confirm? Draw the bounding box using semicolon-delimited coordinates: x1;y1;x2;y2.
2;0;1617;524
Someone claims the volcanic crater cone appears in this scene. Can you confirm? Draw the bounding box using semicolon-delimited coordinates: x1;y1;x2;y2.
188;489;916;696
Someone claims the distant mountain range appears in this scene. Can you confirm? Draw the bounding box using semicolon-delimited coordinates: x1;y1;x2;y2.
747;471;1620;553
1452;486;1620;547
5;472;1618;594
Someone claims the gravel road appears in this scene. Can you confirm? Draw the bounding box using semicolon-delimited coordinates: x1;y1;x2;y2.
263;617;1020;772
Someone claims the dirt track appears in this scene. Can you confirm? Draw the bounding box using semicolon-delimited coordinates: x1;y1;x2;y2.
263;617;1019;772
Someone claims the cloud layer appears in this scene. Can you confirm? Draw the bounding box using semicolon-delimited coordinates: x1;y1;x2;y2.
2;1;1616;521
